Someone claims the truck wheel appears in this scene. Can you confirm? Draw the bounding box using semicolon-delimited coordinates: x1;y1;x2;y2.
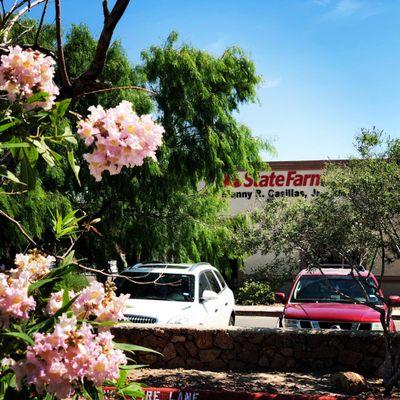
229;313;235;326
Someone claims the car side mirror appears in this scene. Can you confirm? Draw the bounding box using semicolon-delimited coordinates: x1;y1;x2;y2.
201;290;218;302
275;292;286;304
388;295;400;306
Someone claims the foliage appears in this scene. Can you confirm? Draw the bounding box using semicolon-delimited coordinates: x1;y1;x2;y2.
236;257;296;305
67;29;267;270
250;128;400;394
1;24;267;273
236;280;274;305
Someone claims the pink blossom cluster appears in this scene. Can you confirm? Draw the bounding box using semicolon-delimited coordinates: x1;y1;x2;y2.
47;281;129;323
13;314;126;399
77;100;164;181
0;251;54;326
12;251;55;281
0;272;35;327
0;45;59;110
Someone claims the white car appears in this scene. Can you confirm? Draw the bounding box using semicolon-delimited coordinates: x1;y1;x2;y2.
115;262;235;327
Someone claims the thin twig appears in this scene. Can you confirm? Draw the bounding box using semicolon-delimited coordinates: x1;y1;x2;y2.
2;0;46;43
34;0;48;47
0;208;37;245
74;85;156;98
55;0;70;87
0;190;28;195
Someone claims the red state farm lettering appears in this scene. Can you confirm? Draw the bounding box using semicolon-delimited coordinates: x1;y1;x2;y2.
224;171;321;188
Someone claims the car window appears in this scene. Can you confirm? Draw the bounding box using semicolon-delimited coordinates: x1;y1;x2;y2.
115;272;195;302
199;272;212;299
205;270;222;293
213;270;227;289
291;275;382;304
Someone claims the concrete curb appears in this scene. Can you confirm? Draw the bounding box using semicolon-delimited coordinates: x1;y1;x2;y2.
104;387;396;399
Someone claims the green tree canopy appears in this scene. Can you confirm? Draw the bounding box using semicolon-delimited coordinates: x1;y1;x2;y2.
1;24;268;274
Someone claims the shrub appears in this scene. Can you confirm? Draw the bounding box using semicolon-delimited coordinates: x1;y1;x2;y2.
236;280;274;305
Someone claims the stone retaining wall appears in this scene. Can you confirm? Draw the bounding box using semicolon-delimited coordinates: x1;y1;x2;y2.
113;326;398;375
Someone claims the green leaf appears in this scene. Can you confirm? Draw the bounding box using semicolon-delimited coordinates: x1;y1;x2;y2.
20;155;36;190
28;276;59;295
113;342;161;355
63;126;77;145
82;379;103;400
26;91;49;104
1;331;34;346
0;168;26;185
28;295;79;334
67;150;81;185
0;142;30;149
116;369;128;389
119;364;147;370
58;250;75;269
56;99;71;117
117;383;144;398
0;120;20;133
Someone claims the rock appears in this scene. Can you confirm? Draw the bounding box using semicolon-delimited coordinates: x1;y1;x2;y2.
208;359;226;370
199;349;221;363
338;350;363;365
162;343;177;361
270;353;287;370
195;332;213;349
281;348;293;357
171;335;186;343
214;331;233;349
185;341;198;357
174;343;187;358
229;360;246;370
330;372;369;395
144;335;168;350
238;342;258;363
167;356;185;368
258;355;270;367
186;358;204;370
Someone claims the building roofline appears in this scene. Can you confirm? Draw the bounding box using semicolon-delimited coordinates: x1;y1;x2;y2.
265;159;349;171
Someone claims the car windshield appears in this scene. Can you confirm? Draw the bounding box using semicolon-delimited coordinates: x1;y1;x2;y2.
115;272;195;302
291;275;382;304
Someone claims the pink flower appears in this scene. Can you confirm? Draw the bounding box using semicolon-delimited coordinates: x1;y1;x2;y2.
14;314;127;399
77;100;164;181
12;251;55;281
0;250;55;326
47;281;129;324
0;46;59;109
0;272;36;327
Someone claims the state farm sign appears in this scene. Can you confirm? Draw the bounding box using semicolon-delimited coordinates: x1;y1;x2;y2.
224;169;324;214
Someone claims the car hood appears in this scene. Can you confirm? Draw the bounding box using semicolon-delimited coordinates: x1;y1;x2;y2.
284;302;383;323
124;298;194;322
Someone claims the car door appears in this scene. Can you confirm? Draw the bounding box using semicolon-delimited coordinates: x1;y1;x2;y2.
198;271;220;326
204;270;226;327
212;269;234;324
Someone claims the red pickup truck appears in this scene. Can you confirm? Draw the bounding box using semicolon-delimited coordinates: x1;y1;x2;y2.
275;268;400;332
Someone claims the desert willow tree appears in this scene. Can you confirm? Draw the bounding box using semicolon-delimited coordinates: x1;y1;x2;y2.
249;129;400;395
0;3;267;271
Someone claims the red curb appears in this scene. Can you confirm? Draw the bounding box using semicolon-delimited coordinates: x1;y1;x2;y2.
103;387;395;399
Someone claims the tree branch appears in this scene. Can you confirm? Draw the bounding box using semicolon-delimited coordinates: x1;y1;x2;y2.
79;0;130;82
55;0;70;87
0;208;37;246
34;0;48;47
